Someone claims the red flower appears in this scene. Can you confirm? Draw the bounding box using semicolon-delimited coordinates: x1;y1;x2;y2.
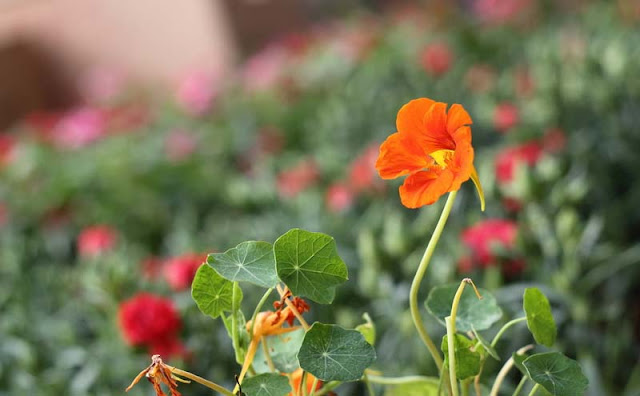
0;134;16;167
495;141;543;184
349;143;384;193
163;254;205;291
141;256;164;280
118;293;181;346
325;183;354;213
494;103;519;133
473;0;534;26
542;127;566;153
77;225;118;258
149;337;189;360
461;219;518;266
514;66;535;97
420;42;453;76
277;160;319;199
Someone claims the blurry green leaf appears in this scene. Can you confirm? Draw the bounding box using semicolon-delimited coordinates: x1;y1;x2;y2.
253;328;305;373
191;264;237;318
512;352;529;377
426;284;502;332
241;373;291;396
298;323;376;381
441;334;482;380
523;288;557;347
523;352;588;396
208;241;278;288
355;312;376;345
274;229;348;304
383;378;439;396
471;327;499;360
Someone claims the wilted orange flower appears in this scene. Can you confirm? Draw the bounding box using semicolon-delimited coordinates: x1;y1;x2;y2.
126;355;188;396
375;98;484;209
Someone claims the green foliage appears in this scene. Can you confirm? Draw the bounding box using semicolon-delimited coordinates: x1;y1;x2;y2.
523;352;589;396
355;312;376;346
383;378;440;396
274;229;348;304
241;373;292;396
426;284;502;332
523;288;557;347
253;329;305;374
208;241;278;288
440;334;482;380
298;323;376;381
191;264;237;318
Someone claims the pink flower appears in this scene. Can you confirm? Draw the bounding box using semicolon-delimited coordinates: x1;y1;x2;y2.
461;219;518;266
165;129;198;162
465;64;496;93
242;45;289;92
494;103;520;133
495;141;543;184
514;66;535;97
80;67;126;104
163;254;205;291
175;70;217;116
325;183;354;213
77;225;118;258
0;134;16;167
349;143;384;193
277;160;319;199
420;42;453;76
52;107;107;149
118;293;181;346
473;0;534;26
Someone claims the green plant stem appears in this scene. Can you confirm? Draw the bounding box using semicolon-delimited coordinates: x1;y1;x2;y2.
527;384;540;396
299;370;307;396
250;287;274;337
363;373;375;396
366;375;440;385
261;336;276;372
512;377;527;396
232;282;241;362
445;317;459;396
409;190;458;371
490;317;527;348
461;379;471;396
313;381;341;396
310;377;320;396
489;345;533;396
168;366;235;396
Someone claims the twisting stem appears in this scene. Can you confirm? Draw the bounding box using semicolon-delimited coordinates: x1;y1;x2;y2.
277;284;310;330
250;288;274;338
261;336;276;372
167;366;235;396
446;317;459;396
409;190;458;371
490;317;527;348
489;345;533;396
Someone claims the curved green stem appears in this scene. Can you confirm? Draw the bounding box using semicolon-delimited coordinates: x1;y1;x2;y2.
231;282;242;363
168;366;235;396
512;376;527;396
250;288;274;337
363;373;375;396
313;381;340;396
409;190;458;371
527;384;540;396
446;317;459;396
490;317;527;348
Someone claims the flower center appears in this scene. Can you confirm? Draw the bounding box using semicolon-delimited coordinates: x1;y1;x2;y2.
430;149;455;169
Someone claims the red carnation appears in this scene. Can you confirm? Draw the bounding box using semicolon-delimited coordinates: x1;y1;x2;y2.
461;219;518;266
495;141;544;184
494;103;519;133
118;293;181;346
420;42;453;77
163;254;205;291
77;225;118;258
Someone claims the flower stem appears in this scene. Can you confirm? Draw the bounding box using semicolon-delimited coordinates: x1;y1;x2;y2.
445;317;459;396
168;366;235;396
261;336;276;372
490;317;527;348
512;376;527;396
250;287;274;338
489;345;533;396
278;284;310;330
527;384;540;396
366;375;440;385
409;190;458;371
231;282;242;362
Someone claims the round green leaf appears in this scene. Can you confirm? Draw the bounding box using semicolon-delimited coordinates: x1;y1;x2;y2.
523;288;557;347
253;328;305;373
191;264;237;318
471;327;499;360
208;241;278;288
298;323;376;382
441;334;482;380
274;229;348;304
523;352;588;396
425;284;502;332
241;373;292;396
355;312;376;346
384;378;439;396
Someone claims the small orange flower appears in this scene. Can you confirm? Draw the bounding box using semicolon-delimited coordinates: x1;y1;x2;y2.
126;355;188;396
376;98;485;209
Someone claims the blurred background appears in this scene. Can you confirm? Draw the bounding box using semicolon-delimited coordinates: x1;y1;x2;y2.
1;0;639;395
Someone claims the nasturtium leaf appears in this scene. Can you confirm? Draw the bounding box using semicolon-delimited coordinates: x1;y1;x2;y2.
241;373;292;396
471;327;499;360
426;284;502;332
298;323;376;382
191;264;237;318
355;312;376;346
523;288;557;347
384;378;439;396
274;229;348;304
208;241;278;288
523;352;588;396
253;328;305;373
512;352;529;377
441;334;482;380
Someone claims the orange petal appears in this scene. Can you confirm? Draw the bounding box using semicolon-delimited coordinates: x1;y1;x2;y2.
396;98;435;136
446;104;472;135
399;169;453;208
449;133;474;191
376;132;430;179
421;102;455;153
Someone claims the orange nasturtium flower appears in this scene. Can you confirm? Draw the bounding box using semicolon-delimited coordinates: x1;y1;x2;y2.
375;98;485;209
